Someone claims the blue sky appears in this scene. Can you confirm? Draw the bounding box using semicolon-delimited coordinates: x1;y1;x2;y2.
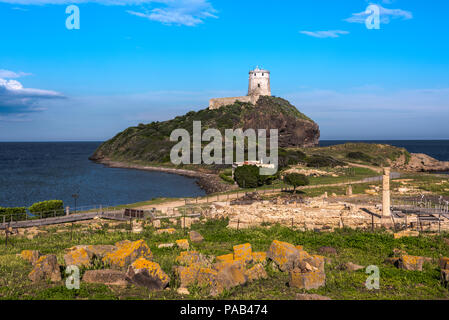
0;0;448;141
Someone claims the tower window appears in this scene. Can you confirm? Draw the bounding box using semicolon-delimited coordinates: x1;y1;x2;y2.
258;84;261;88
262;73;264;76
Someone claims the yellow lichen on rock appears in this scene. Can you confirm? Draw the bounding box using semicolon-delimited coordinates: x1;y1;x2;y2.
64;247;91;267
289;269;325;289
130;257;170;285
266;240;300;271
21;250;40;265
103;240;152;270
308;255;325;273
214;259;245;272
197;267;218;287
251;252;267;265
176;239;190;250
233;243;253;263
399;255;424;271
156;228;176;235
245;264;268;282
175;263;202;287
176;251;203;266
216;254;234;263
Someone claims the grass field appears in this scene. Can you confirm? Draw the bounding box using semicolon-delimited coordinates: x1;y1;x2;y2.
0;218;448;300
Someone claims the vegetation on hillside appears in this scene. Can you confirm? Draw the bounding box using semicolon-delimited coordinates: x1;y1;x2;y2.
90;96;318;164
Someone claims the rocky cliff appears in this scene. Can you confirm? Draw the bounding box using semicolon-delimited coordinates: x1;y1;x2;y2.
90;96;320;164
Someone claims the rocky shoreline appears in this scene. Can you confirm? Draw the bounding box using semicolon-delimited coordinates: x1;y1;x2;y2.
91;159;236;195
394;153;449;173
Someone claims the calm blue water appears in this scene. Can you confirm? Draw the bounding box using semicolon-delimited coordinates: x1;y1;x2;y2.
320;140;449;162
0;142;205;208
1;140;448;208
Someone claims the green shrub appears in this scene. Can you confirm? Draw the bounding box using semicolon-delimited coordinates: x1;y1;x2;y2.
346;151;372;163
306;155;346;168
233;165;276;188
278;148;307;168
219;173;234;184
283;173;310;192
29;200;64;218
0;207;27;221
234;165;259;188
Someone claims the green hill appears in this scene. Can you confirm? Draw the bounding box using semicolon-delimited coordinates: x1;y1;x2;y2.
90;96;320;164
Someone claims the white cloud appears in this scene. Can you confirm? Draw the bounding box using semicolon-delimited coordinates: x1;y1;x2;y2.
0;69;31;78
299;30;349;38
0;0;217;26
127;0;217;26
345;4;412;24
0;77;64;118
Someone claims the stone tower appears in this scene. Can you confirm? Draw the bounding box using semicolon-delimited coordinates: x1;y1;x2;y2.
209;66;271;109
248;67;271;97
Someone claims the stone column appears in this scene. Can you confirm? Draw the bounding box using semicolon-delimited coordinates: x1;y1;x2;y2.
382;167;391;217
66;206;70;216
346;185;353;196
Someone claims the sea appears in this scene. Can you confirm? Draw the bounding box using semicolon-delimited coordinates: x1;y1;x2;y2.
0;140;448;208
0;142;205;208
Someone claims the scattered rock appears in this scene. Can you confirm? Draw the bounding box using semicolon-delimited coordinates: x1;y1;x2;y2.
177;287;190;295
64;247;92;267
343;262;364;271
176;239;190;250
21;250;41;265
82;269;127;286
296;293;332;300
392;248;408;257
214;258;246;272
251;252;267;265
211;260;247;296
131;221;144;234
176;251;210;266
245;264;268;282
439;257;449;269
197;267;218;287
216;254;234;263
125;257;170;291
156;228;176;235
289;269;325;290
394;230;419;239
441;269;449;287
189;231;204;243
28;255;61;283
174;263;201;287
266;240;301;272
384;257;400;267
181;217;194;229
103;239;152;270
318;246;337;255
398;255;425;271
158;243;175;249
233;243;252;263
307;255;325;273
152;220;161;228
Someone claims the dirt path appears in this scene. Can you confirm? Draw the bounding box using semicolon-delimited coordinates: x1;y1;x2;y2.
136;178;377;212
346;162;383;173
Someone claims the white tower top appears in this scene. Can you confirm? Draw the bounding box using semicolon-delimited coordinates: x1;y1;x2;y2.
248;67;271;97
